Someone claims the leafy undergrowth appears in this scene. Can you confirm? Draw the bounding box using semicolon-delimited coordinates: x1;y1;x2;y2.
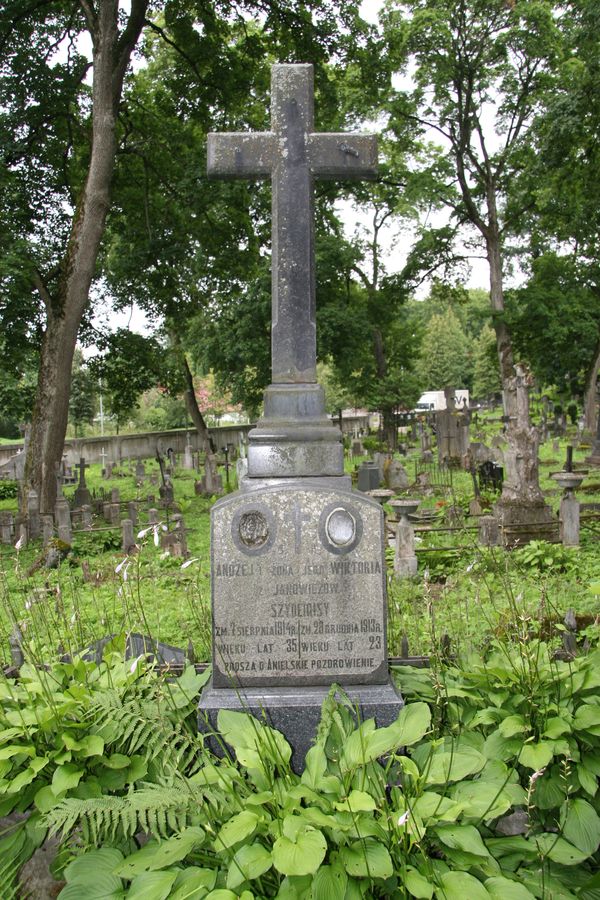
0;642;599;898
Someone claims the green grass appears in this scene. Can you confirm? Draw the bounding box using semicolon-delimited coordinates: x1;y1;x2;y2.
0;460;236;665
0;428;599;667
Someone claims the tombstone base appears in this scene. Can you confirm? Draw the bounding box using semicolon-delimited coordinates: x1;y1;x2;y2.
394;556;418;578
240;474;351;492
73;487;92;509
198;677;404;773
248;383;346;479
560;494;580;547
493;498;556;547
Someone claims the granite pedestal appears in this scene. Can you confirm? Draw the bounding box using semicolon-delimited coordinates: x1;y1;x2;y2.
199;681;403;772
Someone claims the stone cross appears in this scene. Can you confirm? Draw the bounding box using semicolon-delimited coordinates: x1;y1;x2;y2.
54;463;64;499
75;457;88;486
208;63;377;384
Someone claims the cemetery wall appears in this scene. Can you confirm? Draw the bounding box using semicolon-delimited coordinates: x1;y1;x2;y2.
0;424;253;467
0;415;372;469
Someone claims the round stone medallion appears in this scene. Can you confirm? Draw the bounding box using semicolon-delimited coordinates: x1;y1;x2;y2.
319;501;363;555
326;507;356;547
231;504;276;555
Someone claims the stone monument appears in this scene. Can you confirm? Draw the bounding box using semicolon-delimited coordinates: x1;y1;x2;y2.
196;453;223;496
199;63;402;768
435;387;469;465
585;387;600;466
493;365;554;544
73;457;92;509
183;434;194;470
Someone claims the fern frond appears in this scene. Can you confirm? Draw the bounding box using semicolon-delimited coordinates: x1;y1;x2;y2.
45;783;197;844
87;689;206;776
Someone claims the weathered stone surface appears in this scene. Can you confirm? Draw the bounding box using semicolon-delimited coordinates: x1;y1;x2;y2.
54;499;71;544
209;485;387;688
122;518;136;554
470;442;494;465
80;633;186;666
560;494;580;547
357;461;381;492
494;498;556;547
197;453;223;496
208;64;376;385
495;810;528;836
394;522;417;577
246;383;347;483
435;389;470;465
208;65;376;485
236;457;248;485
478;514;500;547
384;458;409;492
27;489;41;540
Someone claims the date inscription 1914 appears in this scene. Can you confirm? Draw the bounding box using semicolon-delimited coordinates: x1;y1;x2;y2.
211;487;388;688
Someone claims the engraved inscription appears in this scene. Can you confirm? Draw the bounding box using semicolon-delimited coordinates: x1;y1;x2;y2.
211;487;387;687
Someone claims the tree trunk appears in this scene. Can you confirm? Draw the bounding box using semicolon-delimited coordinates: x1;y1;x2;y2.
383;409;397;450
372;326;396;449
182;355;212;452
583;333;600;433
25;312;81;513
22;0;148;516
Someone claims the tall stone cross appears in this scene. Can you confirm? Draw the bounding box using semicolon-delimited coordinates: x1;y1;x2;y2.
207;63;377;385
76;457;88;487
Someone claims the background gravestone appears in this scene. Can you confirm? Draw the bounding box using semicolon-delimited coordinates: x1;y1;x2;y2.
435;387;470;465
73;458;92;508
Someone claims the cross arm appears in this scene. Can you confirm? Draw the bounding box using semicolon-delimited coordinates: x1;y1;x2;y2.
207;132;275;179
307;133;378;179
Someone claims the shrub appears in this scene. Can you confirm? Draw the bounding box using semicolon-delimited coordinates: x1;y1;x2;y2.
0;480;18;500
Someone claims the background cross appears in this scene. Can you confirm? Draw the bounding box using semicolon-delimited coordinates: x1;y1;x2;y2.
75;457;88;486
207;63;377;385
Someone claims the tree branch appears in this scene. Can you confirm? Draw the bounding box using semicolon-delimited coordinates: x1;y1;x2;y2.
393;108;453;143
142;19;205;83
32;270;53;315
78;0;96;34
113;0;149;97
350;264;372;293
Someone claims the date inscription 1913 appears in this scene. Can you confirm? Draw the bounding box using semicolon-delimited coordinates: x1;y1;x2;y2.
210;487;388;687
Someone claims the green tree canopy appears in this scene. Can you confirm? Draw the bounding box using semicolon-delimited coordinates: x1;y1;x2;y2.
415;307;471;391
506;254;600;399
472;324;502;400
89;331;166;432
